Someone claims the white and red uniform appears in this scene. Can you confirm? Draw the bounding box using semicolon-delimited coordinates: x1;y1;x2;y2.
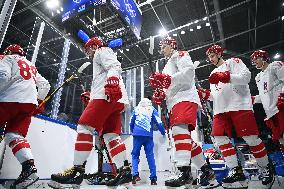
208;58;269;169
0;54;50;163
161;50;204;168
74;47;129;169
254;61;284;143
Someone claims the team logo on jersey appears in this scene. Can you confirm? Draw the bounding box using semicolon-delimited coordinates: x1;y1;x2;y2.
264;82;267;91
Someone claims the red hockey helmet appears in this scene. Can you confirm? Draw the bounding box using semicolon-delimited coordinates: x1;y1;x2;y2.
3;44;25;56
159;37;177;50
206;44;224;55
84;37;104;49
250;50;269;62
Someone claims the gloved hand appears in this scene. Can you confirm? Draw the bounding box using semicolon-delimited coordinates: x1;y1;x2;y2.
277;93;284;111
32;99;45;116
208;71;230;84
81;91;90;106
149;72;171;89
152;88;166;105
198;88;211;101
104;76;122;103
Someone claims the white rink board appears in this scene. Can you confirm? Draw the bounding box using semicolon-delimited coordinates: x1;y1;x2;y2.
0;116;201;179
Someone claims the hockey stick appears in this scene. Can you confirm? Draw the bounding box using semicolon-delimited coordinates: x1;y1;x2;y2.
39;62;91;107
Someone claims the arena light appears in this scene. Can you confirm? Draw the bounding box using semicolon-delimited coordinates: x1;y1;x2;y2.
173;33;177;36
197;25;201;29
46;0;59;9
159;28;168;36
273;53;280;59
282;16;284;21
203;17;208;21
42;51;46;55
206;22;210;26
194;20;199;24
190;28;194;32
180;30;185;34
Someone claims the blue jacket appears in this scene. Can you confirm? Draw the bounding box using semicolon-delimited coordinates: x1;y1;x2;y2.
129;98;165;137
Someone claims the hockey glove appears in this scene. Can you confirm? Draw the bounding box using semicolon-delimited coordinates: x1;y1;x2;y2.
149;72;164;89
32;99;45;116
104;76;122;103
152;88;166;106
198;88;211;101
208;71;230;84
277;93;284;111
149;72;172;89
81;91;90;106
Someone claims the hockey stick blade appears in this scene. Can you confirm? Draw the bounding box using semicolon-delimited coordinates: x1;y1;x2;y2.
78;62;91;74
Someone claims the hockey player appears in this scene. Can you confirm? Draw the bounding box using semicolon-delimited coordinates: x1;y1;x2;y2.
250;50;284;154
149;37;219;188
198;45;275;188
129;98;165;185
0;44;50;188
48;37;131;188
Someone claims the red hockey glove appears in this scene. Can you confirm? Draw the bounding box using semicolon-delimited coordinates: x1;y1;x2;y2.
149;72;164;89
32;99;45;116
198;88;211;101
277;93;284;111
208;71;230;84
104;76;122;103
162;74;171;89
152;88;166;106
81;91;90;106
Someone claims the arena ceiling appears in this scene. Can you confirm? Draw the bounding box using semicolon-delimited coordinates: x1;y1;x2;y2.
1;0;283;124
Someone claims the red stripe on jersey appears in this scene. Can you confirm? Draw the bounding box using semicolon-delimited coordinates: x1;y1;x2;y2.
173;134;191;141
12;141;30;155
75;143;93;151
191;145;202;157
77;133;93;142
219;143;234;151
175;143;192;151
221;149;236;157
249;143;265;153
110;144;126;158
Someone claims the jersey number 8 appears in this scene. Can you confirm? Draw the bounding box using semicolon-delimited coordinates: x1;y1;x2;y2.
17;59;37;81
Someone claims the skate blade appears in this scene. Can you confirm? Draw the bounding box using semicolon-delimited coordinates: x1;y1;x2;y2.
222;180;248;189
47;180;80;189
199;179;221;189
14;173;39;189
116;183;134;189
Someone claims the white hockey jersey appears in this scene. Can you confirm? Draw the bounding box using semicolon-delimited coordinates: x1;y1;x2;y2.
0;55;50;105
254;61;284;119
162;51;201;111
90;47;129;105
209;58;253;115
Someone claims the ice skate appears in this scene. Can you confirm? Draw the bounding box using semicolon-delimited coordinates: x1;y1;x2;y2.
165;166;193;188
10;159;39;189
47;165;85;189
85;171;115;185
105;165;132;186
222;166;248;189
260;163;275;189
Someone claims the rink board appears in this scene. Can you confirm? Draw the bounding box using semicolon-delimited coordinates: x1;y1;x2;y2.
0;115;201;179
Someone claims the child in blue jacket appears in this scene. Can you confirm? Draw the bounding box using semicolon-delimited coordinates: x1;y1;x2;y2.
129;98;165;185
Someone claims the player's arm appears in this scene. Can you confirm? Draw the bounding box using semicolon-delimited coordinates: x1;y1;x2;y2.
0;56;12;90
229;58;251;85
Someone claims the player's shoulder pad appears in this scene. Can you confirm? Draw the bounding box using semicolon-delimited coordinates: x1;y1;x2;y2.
229;57;242;63
178;51;189;57
271;61;284;67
